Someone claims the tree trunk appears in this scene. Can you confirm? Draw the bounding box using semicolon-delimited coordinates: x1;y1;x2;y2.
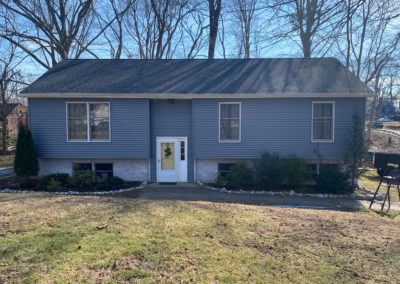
366;76;380;142
2;120;7;155
208;0;222;59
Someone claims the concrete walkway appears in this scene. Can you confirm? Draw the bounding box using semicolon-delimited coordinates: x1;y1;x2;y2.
0;167;13;177
123;183;387;211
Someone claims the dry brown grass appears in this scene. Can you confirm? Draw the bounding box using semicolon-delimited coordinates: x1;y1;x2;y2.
0;155;13;168
384;121;400;131
370;131;400;153
0;193;399;283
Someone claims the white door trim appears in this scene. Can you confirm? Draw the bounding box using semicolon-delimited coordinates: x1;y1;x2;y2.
156;136;188;182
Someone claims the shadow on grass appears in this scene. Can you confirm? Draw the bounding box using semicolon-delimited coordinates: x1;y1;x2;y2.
113;185;368;212
371;209;400;220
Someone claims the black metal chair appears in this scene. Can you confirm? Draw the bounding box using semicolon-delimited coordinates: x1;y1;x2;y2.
369;163;400;210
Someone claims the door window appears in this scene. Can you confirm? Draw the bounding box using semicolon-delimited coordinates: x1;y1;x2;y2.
161;142;175;170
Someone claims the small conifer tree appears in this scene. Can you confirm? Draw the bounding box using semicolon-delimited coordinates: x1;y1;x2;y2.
347;111;368;189
14;124;39;177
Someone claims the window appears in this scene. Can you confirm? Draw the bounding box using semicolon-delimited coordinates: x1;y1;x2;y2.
219;103;241;142
312;102;334;142
90;104;110;140
68;103;87;140
95;163;113;180
73;162;113;180
67;102;110;141
180;140;185;161
73;163;92;172
218;163;235;178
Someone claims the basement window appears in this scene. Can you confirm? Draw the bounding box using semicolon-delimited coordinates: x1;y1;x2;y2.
73;162;114;180
94;163;113;180
218;163;235;178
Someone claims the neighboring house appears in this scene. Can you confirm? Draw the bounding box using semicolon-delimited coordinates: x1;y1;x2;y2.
20;59;372;182
0;103;28;152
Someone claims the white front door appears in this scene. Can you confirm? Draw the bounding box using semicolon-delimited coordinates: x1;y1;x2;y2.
156;137;187;182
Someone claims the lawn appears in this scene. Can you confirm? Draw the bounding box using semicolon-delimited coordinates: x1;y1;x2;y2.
0;155;14;168
384;121;400;131
359;169;400;202
0;193;399;283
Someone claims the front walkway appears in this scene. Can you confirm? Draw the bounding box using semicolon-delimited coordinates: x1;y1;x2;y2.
122;182;396;211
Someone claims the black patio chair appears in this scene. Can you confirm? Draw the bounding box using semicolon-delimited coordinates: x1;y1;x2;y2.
369;163;400;210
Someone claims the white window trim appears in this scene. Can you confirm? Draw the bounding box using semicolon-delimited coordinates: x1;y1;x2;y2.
219;102;241;143
311;101;335;143
66;101;111;142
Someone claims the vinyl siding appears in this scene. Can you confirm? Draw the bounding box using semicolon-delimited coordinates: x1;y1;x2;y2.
192;98;365;160
29;97;365;181
150;100;193;182
28;98;150;158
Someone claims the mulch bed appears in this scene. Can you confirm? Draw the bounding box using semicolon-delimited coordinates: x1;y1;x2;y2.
0;176;141;192
205;182;318;193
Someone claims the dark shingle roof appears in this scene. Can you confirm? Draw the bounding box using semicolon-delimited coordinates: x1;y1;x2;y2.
21;58;372;95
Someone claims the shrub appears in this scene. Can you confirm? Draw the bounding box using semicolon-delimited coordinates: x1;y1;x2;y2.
225;163;253;189
95;176;125;191
315;166;352;194
103;176;124;187
40;173;69;187
14;124;39;177
254;152;285;189
46;178;64;191
286;156;312;186
20;181;36;190
68;170;100;188
214;174;225;188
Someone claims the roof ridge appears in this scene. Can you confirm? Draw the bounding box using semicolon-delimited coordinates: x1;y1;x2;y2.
60;57;337;61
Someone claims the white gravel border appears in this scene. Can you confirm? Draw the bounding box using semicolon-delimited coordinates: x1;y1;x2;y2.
0;181;147;195
198;181;356;199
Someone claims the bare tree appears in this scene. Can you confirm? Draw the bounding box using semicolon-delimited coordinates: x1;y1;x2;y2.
95;0;134;59
0;0;131;68
0;40;25;154
218;13;226;58
124;0;198;59
231;0;257;58
267;0;344;58
0;0;95;68
341;0;400;83
181;9;209;59
0;41;24;104
336;0;400;139
207;0;221;58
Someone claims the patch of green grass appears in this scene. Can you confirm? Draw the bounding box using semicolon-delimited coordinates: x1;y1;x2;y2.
0;194;399;283
359;169;400;202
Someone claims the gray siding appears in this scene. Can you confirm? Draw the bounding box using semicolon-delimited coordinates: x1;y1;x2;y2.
29;98;150;158
192;98;365;160
150;99;193;182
